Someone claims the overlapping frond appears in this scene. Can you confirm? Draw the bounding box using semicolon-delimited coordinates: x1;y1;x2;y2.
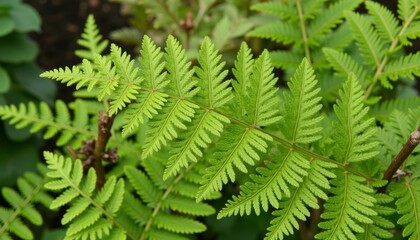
323;48;370;87
217;59;324;218
316;172;377;240
344;11;385;68
0;165;52;240
122;156;215;240
357;192;395;240
122;36;168;136
308;0;362;45
248;22;301;45
332;74;378;163
0;100;94;147
194;37;233;109
369;96;420;122
75;14;108;60
264;159;336;240
316;75;378;239
389;179;420;240
380;52;420;82
365;1;400;43
43;152;126;240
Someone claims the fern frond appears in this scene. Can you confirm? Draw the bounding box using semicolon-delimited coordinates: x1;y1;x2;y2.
369;96;420;122
251;1;296;20
142;99;198;157
344;11;385;67
197;125;272;201
75;14;108;60
0;165;53;240
0;100;94;147
332;74;378;163
264;159;336;240
195;37;233;109
308;0;362;45
323;48;370;87
280;58;323;144
217;58;323;217
399;21;420;46
316;172;377;240
43;152;126;240
122;35;168;136
163;110;228;179
244;50;281;127
248;22;301;45
269;50;302;70
365;1;400;44
398;0;416;23
232;42;254;116
357;192;395;240
379;52;420;83
390;179;420;240
123;161;214;239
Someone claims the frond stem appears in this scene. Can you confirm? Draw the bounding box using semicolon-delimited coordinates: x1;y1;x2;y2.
365;4;419;98
140;163;194;240
379;127;420;192
295;0;311;63
93;111;114;189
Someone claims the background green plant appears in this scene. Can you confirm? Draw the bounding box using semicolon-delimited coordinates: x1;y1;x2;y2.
0;0;55;186
0;0;419;240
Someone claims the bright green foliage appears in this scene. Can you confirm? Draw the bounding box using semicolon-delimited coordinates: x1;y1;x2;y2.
0;165;52;240
217;59;325;217
0;99;94;147
75;14;108;60
390;179;420;240
43;152;126;240
265;159;336;240
316;76;379;239
121;156;215;240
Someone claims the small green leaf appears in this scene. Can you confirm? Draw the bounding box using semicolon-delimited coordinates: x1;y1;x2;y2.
9;3;40;32
0;14;14;36
0;33;37;63
0;65;10;93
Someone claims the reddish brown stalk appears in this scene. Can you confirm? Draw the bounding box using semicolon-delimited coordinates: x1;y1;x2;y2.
92;111;114;189
379;127;420;192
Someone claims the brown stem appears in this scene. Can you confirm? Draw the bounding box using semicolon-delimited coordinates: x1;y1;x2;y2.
379;127;420;192
93;111;114;189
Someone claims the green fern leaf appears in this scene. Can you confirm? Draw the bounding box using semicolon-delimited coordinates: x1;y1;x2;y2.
308;0;362;45
75;14;108;60
379;52;420;83
251;2;296;20
124;166;161;208
147;229;190;240
323;48;370;87
398;0;416;22
390;179;420;240
357;193;395;239
217;58;323;216
264;159;336;240
0;166;52;240
365;1;400;43
122;35;168;136
164;110;228;179
332;74;378;163
0;100;94;147
43;152;126;239
248;22;301;45
399;21;420;46
197;125;272;201
280;58;323;143
154;214;206;234
195;36;233;108
316;172;377;240
369;96;420;122
269;50;302;70
344;11;385;67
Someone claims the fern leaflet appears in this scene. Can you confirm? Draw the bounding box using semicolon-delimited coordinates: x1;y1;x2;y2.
43;152;126;240
75;14;108;60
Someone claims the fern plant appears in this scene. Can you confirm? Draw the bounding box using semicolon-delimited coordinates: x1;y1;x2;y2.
0;2;420;239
